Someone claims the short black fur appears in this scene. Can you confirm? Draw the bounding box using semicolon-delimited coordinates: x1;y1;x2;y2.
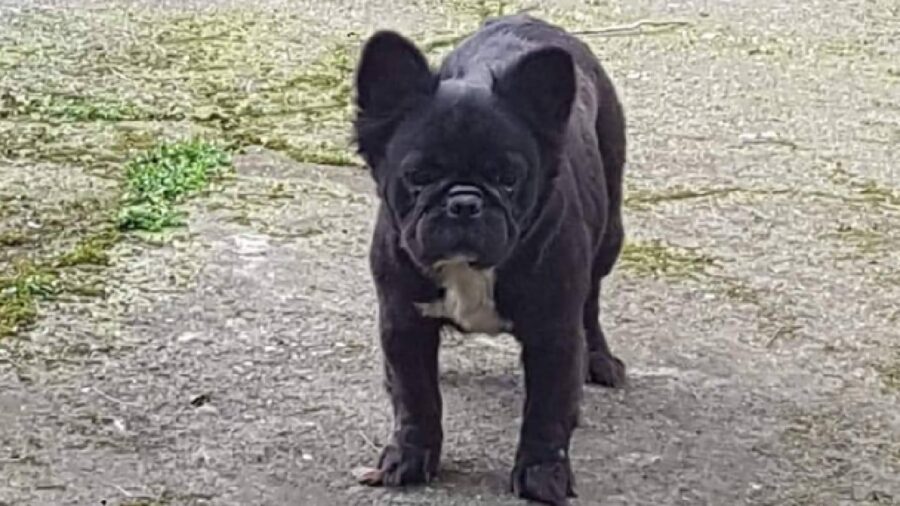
353;14;627;505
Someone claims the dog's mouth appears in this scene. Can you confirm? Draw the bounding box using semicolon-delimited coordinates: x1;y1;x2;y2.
432;254;478;272
404;212;508;269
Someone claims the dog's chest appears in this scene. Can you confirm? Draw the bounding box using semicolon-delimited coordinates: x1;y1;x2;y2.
416;263;511;335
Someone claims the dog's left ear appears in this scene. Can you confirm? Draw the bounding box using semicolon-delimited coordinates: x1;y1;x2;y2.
355;31;434;118
493;47;576;141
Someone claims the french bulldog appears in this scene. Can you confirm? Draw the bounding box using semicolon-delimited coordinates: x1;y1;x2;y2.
352;13;627;505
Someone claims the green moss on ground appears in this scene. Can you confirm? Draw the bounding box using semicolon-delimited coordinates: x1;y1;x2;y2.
1;139;232;337
0;93;148;122
618;239;716;279
1;10;363;168
0;230;30;247
56;229;120;267
876;354;900;392
0;260;59;336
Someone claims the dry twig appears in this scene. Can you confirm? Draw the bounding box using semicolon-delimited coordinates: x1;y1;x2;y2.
573;19;694;37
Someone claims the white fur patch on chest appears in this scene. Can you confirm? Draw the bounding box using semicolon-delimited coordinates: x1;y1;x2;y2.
415;259;511;335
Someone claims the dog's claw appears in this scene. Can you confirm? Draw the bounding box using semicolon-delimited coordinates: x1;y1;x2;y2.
353;466;385;485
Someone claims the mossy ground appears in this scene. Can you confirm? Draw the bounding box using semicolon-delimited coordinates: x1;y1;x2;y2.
618;239;716;279
0;7;366;337
0;3;574;337
3;2;897;338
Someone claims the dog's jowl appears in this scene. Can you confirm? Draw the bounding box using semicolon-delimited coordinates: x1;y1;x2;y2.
352;14;627;505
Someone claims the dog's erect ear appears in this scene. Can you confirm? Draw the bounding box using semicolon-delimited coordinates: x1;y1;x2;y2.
355;31;434;117
493;47;576;140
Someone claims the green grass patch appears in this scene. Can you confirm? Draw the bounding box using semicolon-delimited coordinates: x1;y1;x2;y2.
619;239;716;279
118;140;231;231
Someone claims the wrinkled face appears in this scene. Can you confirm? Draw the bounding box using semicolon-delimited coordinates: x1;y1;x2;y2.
353;31;576;272
382;83;543;268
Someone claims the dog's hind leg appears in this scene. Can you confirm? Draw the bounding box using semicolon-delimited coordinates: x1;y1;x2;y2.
583;219;626;388
583;80;627;387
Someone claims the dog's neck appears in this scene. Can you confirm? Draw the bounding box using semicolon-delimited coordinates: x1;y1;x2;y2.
416;258;512;335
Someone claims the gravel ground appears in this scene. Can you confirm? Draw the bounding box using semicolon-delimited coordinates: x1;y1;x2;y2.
1;0;898;505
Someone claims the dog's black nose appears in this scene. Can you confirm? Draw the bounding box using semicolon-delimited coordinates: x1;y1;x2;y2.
446;185;483;219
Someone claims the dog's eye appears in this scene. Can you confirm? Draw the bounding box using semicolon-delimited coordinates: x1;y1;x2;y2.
406;168;441;187
497;168;518;189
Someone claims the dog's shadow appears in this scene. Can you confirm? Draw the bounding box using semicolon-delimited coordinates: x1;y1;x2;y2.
403;366;732;503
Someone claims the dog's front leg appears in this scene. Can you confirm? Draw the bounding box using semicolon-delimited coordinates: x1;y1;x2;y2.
511;325;584;505
360;299;443;487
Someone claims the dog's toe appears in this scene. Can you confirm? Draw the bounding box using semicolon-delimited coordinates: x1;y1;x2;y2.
511;459;576;505
356;444;439;487
586;352;626;388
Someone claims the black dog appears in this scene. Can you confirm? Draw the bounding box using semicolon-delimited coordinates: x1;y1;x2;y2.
352;14;627;505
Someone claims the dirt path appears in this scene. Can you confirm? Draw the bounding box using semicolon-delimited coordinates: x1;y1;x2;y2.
2;1;899;505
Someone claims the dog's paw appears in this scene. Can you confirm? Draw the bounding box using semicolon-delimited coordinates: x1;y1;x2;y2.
355;444;439;487
511;458;576;505
586;351;626;388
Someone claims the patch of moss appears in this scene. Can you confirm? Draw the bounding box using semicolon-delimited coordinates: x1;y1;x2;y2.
0;230;30;247
226;132;355;167
0;139;233;336
1;9;372;338
830;166;900;210
57;229;120;267
281;141;356;167
120;499;170;506
62;280;106;297
190;37;363;166
876;354;900;392
831;223;893;255
625;186;797;209
0;260;59;336
118;140;232;231
618;239;716;279
0;122;136;170
722;280;762;305
0;93;147;122
854;181;900;208
2;10;362;169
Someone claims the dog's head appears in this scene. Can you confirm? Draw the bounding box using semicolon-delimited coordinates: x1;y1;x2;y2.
353;31;575;271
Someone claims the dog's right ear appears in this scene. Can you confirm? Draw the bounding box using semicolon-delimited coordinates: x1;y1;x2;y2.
355;31;434;118
354;31;434;170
